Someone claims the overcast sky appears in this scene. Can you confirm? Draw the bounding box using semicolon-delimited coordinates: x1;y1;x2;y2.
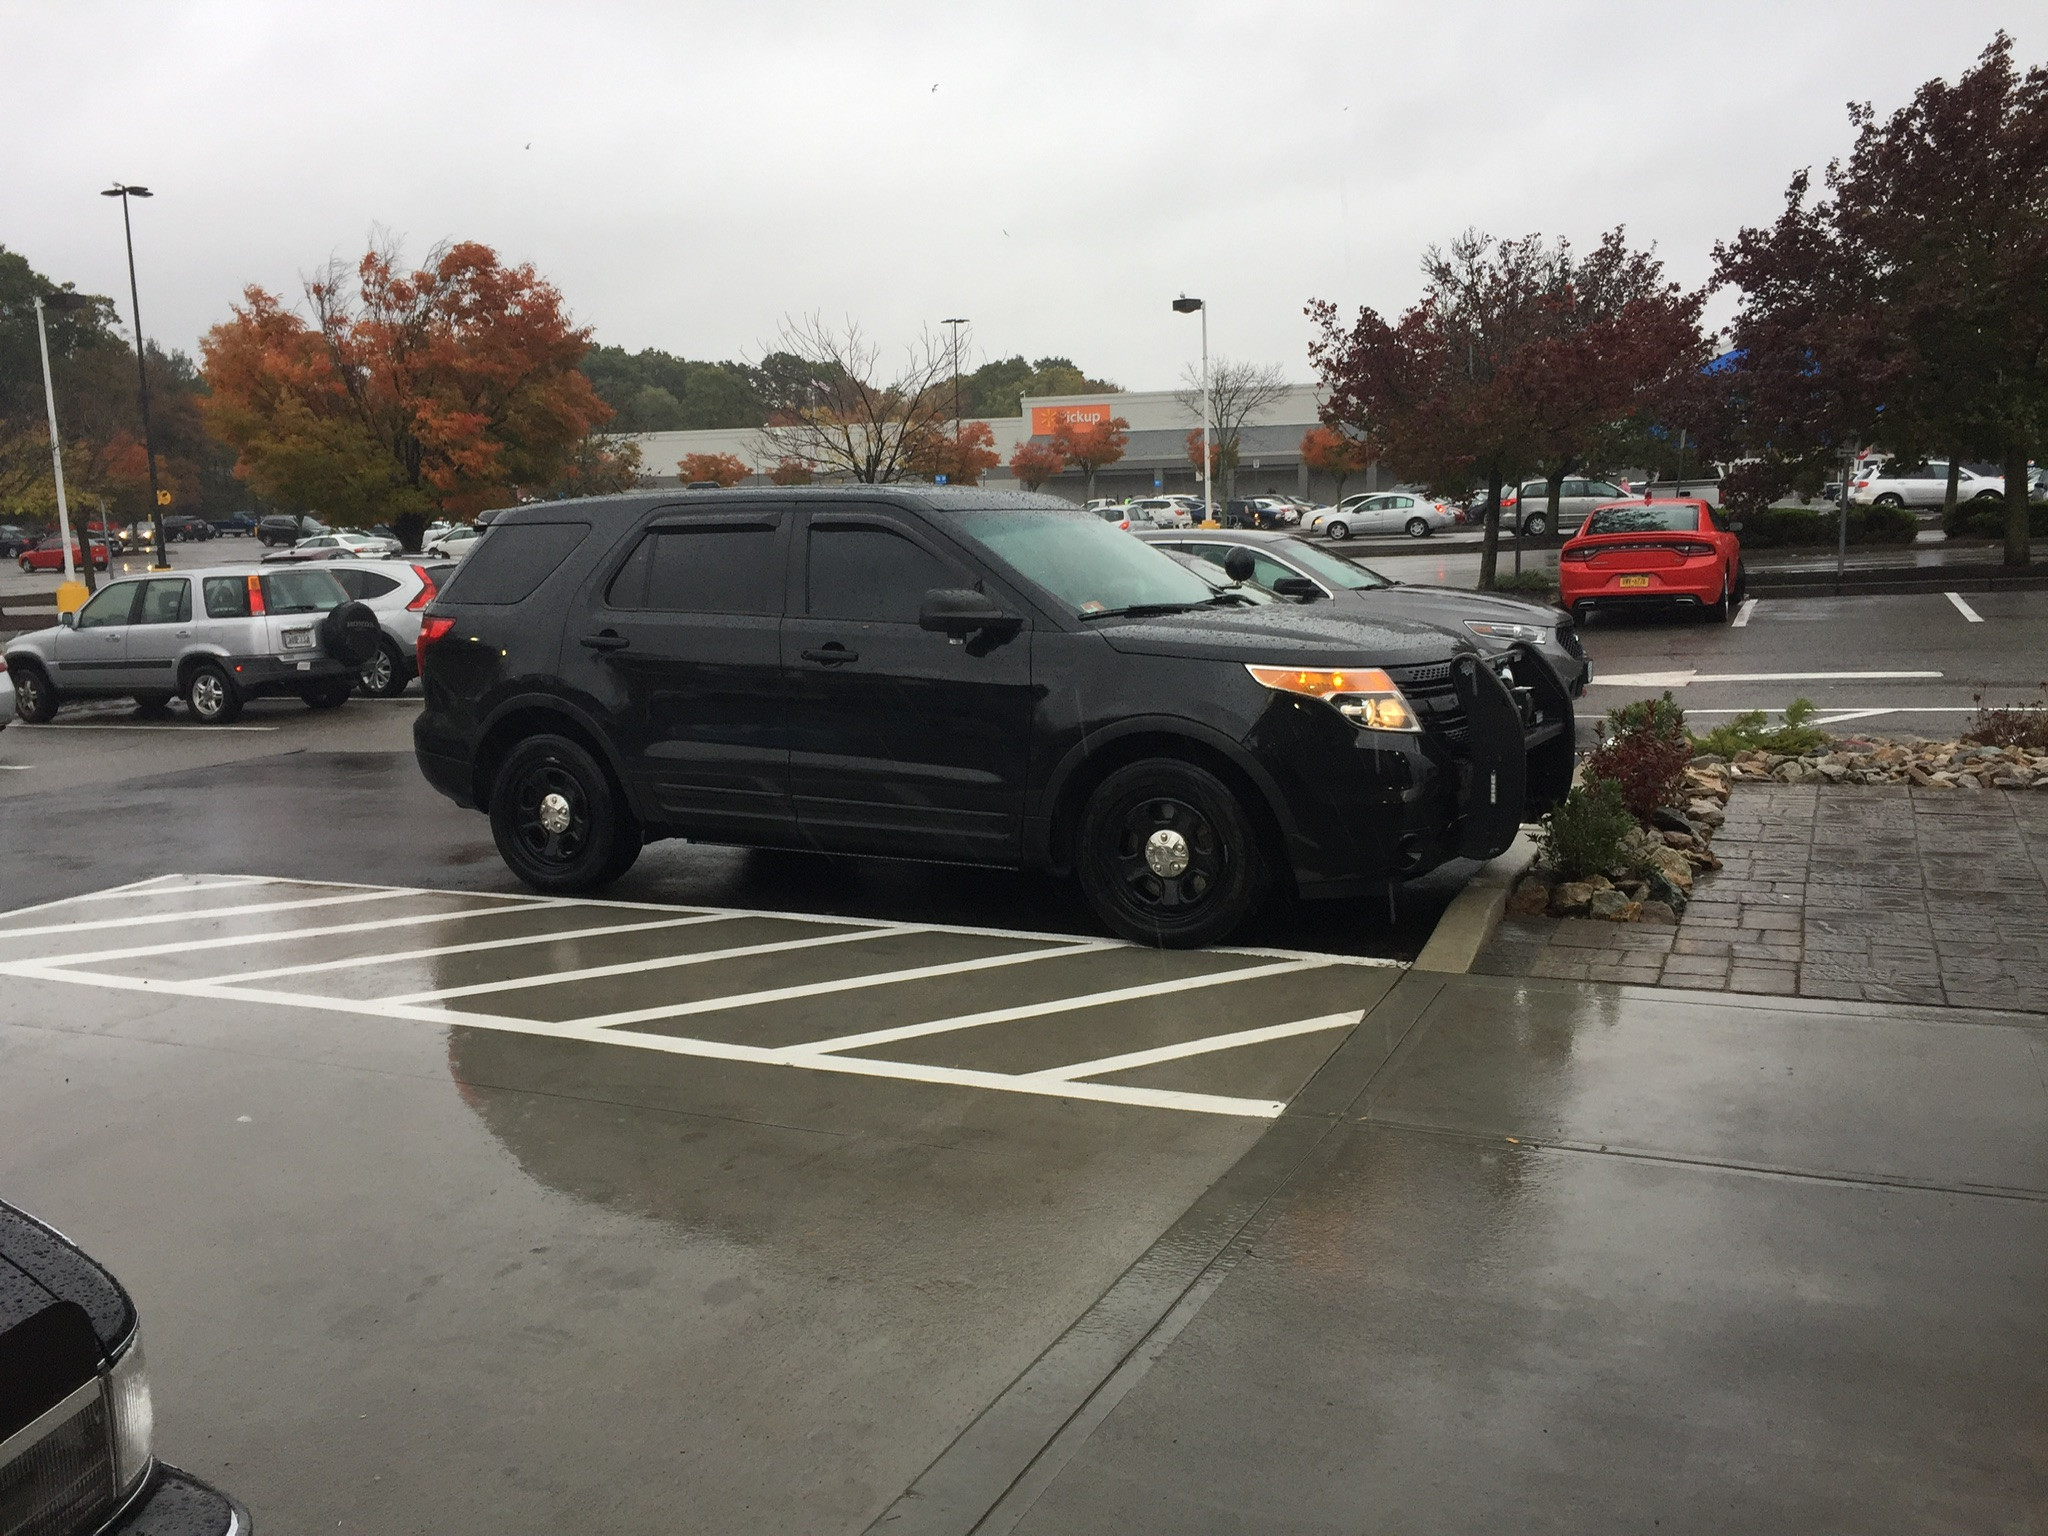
4;0;2029;393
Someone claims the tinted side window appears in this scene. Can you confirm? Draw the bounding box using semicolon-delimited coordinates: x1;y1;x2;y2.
136;578;192;625
441;523;591;605
807;525;954;622
204;577;251;618
76;584;139;629
331;569;400;600
642;524;784;614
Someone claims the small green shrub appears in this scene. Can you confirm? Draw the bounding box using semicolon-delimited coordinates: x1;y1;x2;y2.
1603;692;1686;743
1687;697;1830;757
1486;569;1558;596
1537;778;1639;880
1941;500;2048;539
1736;505;1917;547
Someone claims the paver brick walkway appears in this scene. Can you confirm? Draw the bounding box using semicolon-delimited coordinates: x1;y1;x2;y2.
1478;783;2048;1013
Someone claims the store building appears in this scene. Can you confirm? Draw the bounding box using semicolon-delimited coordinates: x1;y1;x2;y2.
624;383;1394;504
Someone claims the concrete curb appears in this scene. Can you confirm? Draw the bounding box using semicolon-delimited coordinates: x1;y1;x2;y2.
1411;832;1538;974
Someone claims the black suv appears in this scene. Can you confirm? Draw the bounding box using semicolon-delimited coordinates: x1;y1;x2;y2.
414;489;1572;946
1;1199;248;1533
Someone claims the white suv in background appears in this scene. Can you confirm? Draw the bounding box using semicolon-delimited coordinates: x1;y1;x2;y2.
326;560;456;696
1850;460;2005;508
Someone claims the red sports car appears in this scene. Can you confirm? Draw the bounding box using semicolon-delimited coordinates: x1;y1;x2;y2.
16;536;111;573
1558;498;1744;622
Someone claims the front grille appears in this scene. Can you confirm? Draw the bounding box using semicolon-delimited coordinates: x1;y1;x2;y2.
1386;661;1470;750
0;1389;115;1536
1555;622;1584;660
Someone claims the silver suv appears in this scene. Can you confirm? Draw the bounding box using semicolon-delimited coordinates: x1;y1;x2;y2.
5;565;382;724
327;559;453;696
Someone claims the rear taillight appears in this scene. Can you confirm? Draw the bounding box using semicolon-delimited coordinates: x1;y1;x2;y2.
246;574;266;615
416;614;455;674
1560;546;1597;562
1674;542;1715;556
406;564;438;611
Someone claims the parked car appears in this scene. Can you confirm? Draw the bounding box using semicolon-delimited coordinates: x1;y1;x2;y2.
424;524;485;558
263;531;399;563
18;536;110;572
1849;460;2005;508
1309;492;1457;540
0;523;35;558
1558;498;1745;623
1222;497;1300;530
327;560;452;695
1500;477;1631;537
1087;503;1134;532
0;1197;250;1534
1138;527;1590;695
5;565;381;724
413;489;1573;946
1123;497;1193;529
0;653;13;727
209;512;260;536
160;513;216;542
256;514;327;547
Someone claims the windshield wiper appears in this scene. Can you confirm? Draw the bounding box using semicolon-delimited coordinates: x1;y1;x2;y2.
1078;601;1209;621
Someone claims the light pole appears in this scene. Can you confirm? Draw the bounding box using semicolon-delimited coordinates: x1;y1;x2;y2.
102;183;168;570
1172;296;1212;523
941;317;968;482
33;292;94;602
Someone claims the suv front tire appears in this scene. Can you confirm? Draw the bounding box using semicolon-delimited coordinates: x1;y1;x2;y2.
186;660;244;724
489;734;641;893
1076;758;1268;947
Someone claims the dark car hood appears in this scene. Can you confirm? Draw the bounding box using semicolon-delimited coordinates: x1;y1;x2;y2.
1365;583;1565;628
0;1200;134;1353
1091;602;1469;667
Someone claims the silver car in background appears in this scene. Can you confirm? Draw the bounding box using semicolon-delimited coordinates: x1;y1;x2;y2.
326;560;456;695
1309;491;1458;540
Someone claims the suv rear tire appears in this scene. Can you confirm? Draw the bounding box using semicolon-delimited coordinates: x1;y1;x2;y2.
358;638;409;697
186;662;244;724
1076;758;1268;947
12;662;57;723
489;734;640;893
304;680;353;709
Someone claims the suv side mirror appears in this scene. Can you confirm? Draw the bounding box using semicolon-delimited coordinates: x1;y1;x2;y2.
920;588;1017;638
1272;575;1323;601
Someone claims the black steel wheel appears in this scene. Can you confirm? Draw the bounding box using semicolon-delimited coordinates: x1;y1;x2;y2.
1076;758;1267;947
489;734;638;893
12;663;57;723
185;661;243;724
358;638;409;697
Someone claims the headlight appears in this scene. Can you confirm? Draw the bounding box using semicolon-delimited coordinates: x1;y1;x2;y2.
108;1332;155;1493
1463;621;1546;644
1245;665;1419;732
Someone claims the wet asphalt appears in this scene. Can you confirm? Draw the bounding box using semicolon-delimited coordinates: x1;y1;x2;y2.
1;596;2044;1533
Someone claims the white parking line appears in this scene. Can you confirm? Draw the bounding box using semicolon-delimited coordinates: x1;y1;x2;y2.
20;723;281;732
1030;1011;1361;1082
1945;591;1985;623
1732;598;1758;627
1592;670;1943;688
0;886;419;940
24;900;564;967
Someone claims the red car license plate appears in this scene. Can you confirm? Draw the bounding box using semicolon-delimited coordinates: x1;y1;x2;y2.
1617;574;1651;589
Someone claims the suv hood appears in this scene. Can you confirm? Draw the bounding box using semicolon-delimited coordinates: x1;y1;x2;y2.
1092;602;1469;667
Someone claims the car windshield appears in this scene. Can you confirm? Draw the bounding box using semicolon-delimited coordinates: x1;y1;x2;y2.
1274;541;1394;590
1586;505;1703;535
260;568;349;614
953;506;1219;618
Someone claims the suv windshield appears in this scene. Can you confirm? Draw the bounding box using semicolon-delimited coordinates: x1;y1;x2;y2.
954;506;1218;617
260;568;349;614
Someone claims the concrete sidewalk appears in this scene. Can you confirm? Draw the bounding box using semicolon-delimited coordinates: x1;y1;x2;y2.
1481;783;2048;1013
899;970;2048;1535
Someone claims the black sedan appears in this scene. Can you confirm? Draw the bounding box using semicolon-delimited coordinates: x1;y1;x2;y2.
1;1198;249;1533
1137;527;1590;695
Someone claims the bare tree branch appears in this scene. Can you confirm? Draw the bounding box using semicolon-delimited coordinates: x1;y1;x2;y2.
747;314;954;483
1175;357;1289;499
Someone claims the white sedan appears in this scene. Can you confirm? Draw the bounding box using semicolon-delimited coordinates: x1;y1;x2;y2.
1307;492;1458;540
425;524;485;558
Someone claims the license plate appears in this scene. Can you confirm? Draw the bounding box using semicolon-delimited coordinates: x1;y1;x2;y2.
1617;575;1651;589
282;628;314;649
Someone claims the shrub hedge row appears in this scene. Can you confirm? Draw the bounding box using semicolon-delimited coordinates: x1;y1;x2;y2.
1940;500;2048;539
1735;505;1918;547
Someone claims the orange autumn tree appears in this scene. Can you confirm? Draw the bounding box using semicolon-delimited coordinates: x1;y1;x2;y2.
1051;414;1128;499
1299;424;1375;503
202;240;611;550
906;420;1000;486
1008;438;1066;490
677;452;750;486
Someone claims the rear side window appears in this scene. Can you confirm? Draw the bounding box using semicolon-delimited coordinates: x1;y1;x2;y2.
260;569;349;614
806;524;956;623
204;577;251;618
331;569;400;600
609;522;783;614
442;523;591;605
136;578;192;624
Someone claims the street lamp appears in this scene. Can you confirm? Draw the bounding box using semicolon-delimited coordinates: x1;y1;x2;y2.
32;292;95;603
1172;296;1212;524
941;318;968;482
101;183;168;570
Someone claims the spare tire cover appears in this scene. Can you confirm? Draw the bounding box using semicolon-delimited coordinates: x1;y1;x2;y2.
320;601;383;667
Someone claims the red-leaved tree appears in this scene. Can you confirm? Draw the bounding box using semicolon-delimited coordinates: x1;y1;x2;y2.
677;452;750;486
906;420;1000;486
1008;438;1066;490
1299;425;1375;503
1052;415;1129;499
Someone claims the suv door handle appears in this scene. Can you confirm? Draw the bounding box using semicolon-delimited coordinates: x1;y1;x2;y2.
580;632;629;652
801;646;858;666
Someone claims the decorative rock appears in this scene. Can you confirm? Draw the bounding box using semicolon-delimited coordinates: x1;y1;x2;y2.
1550;881;1594;916
1585;873;1615;892
1637;900;1679;925
1507;877;1551;917
1644;869;1690;913
1649;807;1693;835
1687;799;1726;826
1661;829;1696;849
1587;889;1633;920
